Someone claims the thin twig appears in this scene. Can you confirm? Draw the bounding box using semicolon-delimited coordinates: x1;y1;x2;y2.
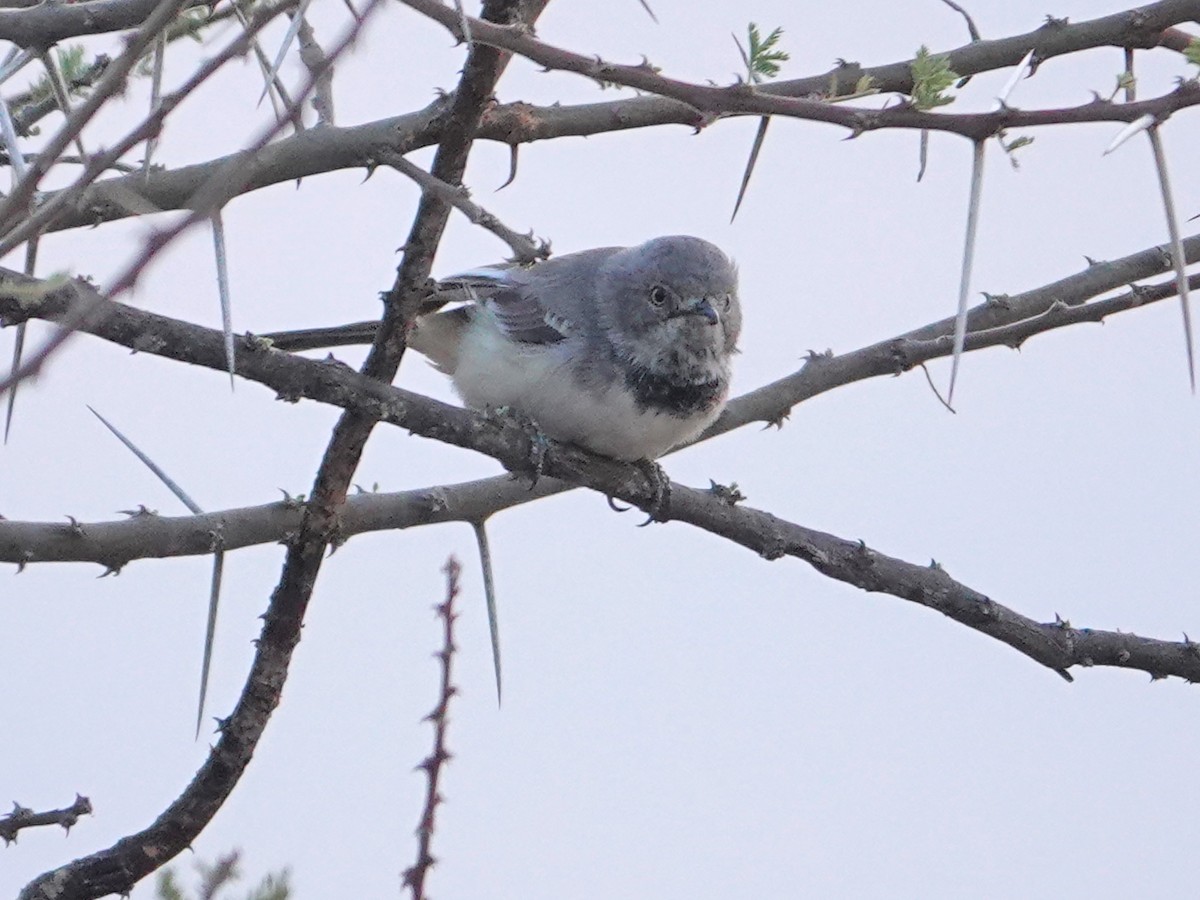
939;0;981;42
380;150;547;263
296;14;334;125
402;556;462;900
0;0;350;397
0;796;92;845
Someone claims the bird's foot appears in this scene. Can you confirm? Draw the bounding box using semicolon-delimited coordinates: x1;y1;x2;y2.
636;459;672;526
492;406;551;486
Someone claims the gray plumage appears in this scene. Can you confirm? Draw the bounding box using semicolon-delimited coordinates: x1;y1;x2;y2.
411;235;741;461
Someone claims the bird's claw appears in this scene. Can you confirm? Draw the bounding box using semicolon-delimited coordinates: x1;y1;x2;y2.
494;405;551;486
635;459;671;526
607;495;631;512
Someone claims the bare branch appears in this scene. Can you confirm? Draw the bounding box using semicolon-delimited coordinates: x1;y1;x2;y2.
399;0;1200;142
0;0;200;46
296;14;334;125
6;255;1200;688
0;796;92;846
401;557;461;900
0;476;565;566
0;0;195;232
380;149;549;263
13;3;1200;238
940;0;982;43
0;0;376;398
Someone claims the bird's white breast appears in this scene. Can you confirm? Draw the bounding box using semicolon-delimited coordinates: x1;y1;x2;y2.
450;321;722;460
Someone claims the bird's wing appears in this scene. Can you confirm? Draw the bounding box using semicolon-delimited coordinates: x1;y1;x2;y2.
439;248;620;345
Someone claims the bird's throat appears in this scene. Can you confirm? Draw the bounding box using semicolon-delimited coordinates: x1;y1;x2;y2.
622;362;726;417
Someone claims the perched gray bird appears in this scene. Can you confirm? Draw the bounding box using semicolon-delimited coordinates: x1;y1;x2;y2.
410;235;741;702
411;234;741;460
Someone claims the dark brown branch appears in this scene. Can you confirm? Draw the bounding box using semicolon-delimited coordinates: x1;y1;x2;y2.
20;2;1200;237
400;0;1200;141
13;2;401;897
0;796;92;845
658;484;1200;684
402;557;461;900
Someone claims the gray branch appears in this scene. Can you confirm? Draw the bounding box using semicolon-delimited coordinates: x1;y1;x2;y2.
0;476;564;568
2;241;1199;683
23;1;1200;236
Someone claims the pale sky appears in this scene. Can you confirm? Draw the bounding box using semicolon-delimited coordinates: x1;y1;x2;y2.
4;2;1200;897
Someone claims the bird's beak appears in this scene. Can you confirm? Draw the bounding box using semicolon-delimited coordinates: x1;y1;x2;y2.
676;296;719;325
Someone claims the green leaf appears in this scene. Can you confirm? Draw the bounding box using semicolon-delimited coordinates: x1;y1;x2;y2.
854;74;877;96
745;23;789;83
156;870;185;900
1185;37;1200;68
24;45;89;105
245;870;292;900
910;45;959;110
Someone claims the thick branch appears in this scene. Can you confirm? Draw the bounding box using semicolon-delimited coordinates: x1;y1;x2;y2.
400;0;1200;141
14;0;413;895
0;0;202;47
0;478;562;568
3;251;1200;684
3;228;1197;557
7;268;1200;572
26;3;1200;236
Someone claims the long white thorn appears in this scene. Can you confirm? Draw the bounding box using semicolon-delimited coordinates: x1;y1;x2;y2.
1146;124;1195;392
947;140;986;406
995;49;1034;108
210;210;236;387
258;0;316;106
472;520;502;704
1104;113;1154;156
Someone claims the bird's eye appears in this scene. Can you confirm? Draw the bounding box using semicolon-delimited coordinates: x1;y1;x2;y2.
648;285;669;307
721;294;733;311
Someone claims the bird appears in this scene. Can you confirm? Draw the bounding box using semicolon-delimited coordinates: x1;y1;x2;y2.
408;235;741;703
410;234;742;461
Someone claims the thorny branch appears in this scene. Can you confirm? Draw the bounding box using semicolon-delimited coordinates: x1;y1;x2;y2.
2;1;1200;897
379;149;550;264
0;0;369;398
402;556;462;900
10;0;394;897
400;0;1200;142
12;2;544;900
0;797;92;846
1;229;1198;684
10;1;1200;237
